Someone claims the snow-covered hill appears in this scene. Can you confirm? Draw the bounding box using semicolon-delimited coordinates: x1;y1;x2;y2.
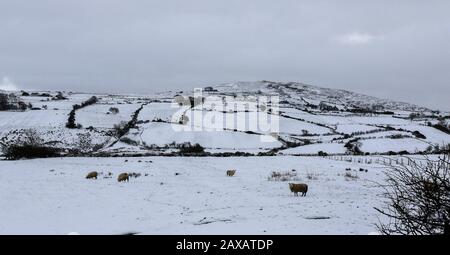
0;81;449;156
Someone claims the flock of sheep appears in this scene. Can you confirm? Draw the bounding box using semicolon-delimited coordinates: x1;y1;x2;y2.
85;168;309;197
86;171;130;182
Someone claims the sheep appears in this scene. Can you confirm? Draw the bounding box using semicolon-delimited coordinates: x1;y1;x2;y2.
86;171;98;179
226;169;236;177
118;173;129;182
289;183;308;197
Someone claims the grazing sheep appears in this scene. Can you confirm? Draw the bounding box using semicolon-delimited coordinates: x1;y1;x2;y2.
226;169;236;177
289;183;308;197
86;171;98;179
118;173;129;182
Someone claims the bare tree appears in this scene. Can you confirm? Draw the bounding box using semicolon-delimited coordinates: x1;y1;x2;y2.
375;154;450;235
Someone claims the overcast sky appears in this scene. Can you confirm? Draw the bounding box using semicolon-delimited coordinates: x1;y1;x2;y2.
0;0;449;110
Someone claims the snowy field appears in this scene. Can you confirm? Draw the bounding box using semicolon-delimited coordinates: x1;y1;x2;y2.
136;122;282;150
76;103;142;129
0;156;387;235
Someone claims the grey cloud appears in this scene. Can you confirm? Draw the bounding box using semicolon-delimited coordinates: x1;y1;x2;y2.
0;0;449;110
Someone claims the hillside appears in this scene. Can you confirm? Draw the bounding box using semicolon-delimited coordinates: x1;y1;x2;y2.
1;81;449;157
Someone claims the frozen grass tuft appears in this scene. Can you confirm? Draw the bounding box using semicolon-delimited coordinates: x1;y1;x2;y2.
267;170;300;181
344;172;359;180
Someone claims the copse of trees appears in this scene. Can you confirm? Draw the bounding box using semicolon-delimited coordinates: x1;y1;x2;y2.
0;93;28;111
179;143;205;154
52;91;68;101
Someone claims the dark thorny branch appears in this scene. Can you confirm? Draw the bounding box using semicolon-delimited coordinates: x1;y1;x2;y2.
375;153;450;235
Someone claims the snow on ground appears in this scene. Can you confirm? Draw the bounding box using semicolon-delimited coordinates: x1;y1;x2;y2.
2;88;448;156
0;93;108;136
393;125;450;145
0;156;386;234
20;93;97;110
279;117;330;135
280;108;413;127
354;130;412;139
280;143;347;155
0;109;67;131
345;116;411;126
138;102;184;123
76;103;142;129
137;122;281;150
360;138;430;154
0;94;88;132
183;109;330;135
336;124;380;135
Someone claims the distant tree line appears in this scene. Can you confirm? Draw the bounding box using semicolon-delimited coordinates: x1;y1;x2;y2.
0;93;29;111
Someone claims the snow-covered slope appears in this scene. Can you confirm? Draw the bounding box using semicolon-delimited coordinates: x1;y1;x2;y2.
1;82;449;156
0;156;386;234
215;81;431;112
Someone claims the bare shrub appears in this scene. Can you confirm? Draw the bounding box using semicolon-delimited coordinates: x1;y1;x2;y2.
305;172;319;180
179;143;205;154
0;93;28;111
109;107;119;114
375;154;450;235
344;172;359;180
268;170;299;181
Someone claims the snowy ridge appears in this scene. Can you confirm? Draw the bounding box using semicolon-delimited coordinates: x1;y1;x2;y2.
214;81;431;112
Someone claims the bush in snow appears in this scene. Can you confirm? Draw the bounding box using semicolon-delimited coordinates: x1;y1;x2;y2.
109;107;119;114
412;130;427;139
375;154;450;235
268;170;299;181
179;143;205;154
318;151;328;157
432;120;450;135
66;109;77;128
344;138;363;155
52;91;68;100
0;129;60;160
3;145;60;160
0;93;28;111
344;172;359;180
305;172;319;180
